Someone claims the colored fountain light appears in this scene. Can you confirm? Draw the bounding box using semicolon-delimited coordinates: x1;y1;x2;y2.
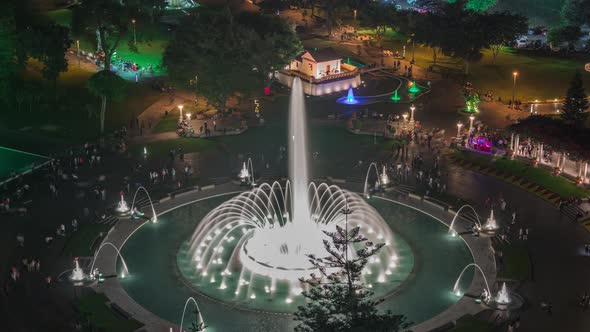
483;209;498;231
408;81;420;94
391;89;401;102
70;257;86;281
185;78;398;302
345;86;358;104
495;282;512;305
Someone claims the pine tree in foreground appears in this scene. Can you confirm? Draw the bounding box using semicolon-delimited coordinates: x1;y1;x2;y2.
294;207;409;332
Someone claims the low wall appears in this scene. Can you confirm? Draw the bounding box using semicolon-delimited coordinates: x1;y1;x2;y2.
277;72;361;96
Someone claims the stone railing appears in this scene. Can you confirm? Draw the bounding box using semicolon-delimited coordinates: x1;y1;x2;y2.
280;68;359;84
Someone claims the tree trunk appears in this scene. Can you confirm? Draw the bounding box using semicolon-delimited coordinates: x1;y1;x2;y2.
464;60;470;75
100;95;107;134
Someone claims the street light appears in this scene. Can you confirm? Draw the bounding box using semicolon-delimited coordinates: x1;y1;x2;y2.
512;71;518;103
402;113;408;131
456;122;463;138
178;105;184;121
410;104;416;122
186;113;191;120
131;19;137;47
469;115;475;133
76;40;80;67
411;33;416;64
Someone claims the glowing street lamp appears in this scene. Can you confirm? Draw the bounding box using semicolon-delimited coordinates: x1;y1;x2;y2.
186;113;191;120
131;19;137;46
76;40;80;67
410;104;416;122
178;105;184;121
469;115;475;133
402;113;408;131
512;71;518;103
456;122;463;138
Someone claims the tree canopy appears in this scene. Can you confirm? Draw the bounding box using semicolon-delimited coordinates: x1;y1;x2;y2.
561;0;590;27
164;8;302;109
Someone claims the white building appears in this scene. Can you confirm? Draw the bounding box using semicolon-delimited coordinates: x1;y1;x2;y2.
279;48;360;96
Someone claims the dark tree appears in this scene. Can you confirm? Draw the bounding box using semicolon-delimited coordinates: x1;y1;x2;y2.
359;3;398;47
547;25;583;51
164;8;301;110
22;24;72;84
561;0;590;27
294;208;408;332
562;71;589;123
0;8;18;98
72;0;135;71
484;12;528;64
87;70;127;134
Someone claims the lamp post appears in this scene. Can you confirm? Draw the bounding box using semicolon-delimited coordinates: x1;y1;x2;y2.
131;19;137;47
512;71;518;103
457;122;463;139
402;113;408;131
469;115;475;133
410;104;416;122
76;40;80;67
178;105;184;122
411;33;416;64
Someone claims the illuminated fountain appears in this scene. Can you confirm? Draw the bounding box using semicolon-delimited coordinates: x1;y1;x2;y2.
184;78;397;303
408;81;420;94
482;209;499;233
391;89;401;102
495;282;512;305
238;158;255;185
380;165;390;186
338;86;359;105
70;257;86;281
115;192;130;216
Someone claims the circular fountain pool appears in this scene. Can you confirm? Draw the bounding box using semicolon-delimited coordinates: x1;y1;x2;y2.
119;191;474;331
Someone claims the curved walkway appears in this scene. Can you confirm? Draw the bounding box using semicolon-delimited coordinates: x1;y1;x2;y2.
92;181;495;332
446;163;590;331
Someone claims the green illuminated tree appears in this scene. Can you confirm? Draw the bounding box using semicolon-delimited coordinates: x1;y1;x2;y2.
294;208;408;332
87;70;127;134
562;71;589;123
448;0;497;12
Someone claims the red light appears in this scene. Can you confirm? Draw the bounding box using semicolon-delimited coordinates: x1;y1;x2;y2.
264;87;271;95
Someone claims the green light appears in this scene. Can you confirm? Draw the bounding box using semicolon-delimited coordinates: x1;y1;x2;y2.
465;94;480;113
391;89;401;102
408;81;420;94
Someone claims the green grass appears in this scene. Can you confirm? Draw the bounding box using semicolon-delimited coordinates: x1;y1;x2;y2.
152;108;181;133
498;243;532;281
350;27;590;101
449;315;493;332
454;150;589;198
46;8;169;72
62;223;111;257
78;293;143;332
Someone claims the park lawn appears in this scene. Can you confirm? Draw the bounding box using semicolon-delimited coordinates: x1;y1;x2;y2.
449;315;493;332
62;223;111;257
454;150;589;199
152;108;181;133
355;26;590;101
78;293;143;332
46;9;169;72
498;243;532;281
131;137;218;157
